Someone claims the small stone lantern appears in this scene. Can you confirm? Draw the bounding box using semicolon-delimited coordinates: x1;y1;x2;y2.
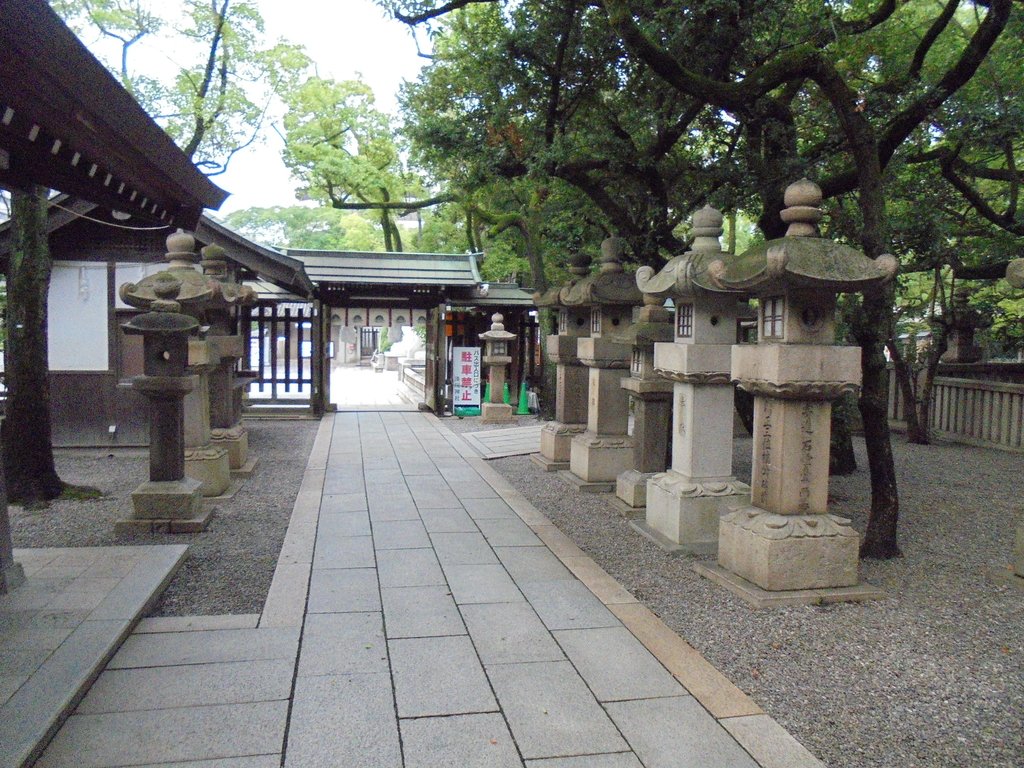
633;206;751;552
940;287;989;364
532;252;592;471
117;273;210;532
480;313;516;424
613;293;674;512
1004;259;1024;579
562;237;643;490
700;179;897;598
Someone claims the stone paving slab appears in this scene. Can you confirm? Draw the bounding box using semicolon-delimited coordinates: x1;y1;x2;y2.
486;660;629;760
297;612;388;677
285;672;400;768
306;567;380;614
400;713;523;768
606;696;760;768
460;602;565;666
376;547;446;588
35;700;288;767
76;658;293;714
389;635;497;718
380;585;465;638
108;627;298;669
460;425;543;459
526;754;644;768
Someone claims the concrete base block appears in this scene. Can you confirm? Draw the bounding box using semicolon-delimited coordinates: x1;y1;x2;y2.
718;508;860;591
201;477;245;509
615;469;654;509
115;506;216;534
569;431;633;483
539;422;585;464
694;563;885;609
231;456;259;478
608;497;645;519
211;428;248;470
481;402;515;424
557;470;614;494
644;473;750;555
130;477;204;520
185;444;231;497
530;454;569;472
0;560;25;594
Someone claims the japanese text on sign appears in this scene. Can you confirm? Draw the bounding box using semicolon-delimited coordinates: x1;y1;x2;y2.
452;346;481;406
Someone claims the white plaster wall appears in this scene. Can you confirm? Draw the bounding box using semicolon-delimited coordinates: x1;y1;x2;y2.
48;262;109;371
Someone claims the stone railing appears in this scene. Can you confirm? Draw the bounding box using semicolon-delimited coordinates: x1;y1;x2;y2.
888;371;1024;452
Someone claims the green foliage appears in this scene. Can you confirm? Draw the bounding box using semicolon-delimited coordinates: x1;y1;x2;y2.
222;206;384;251
378;326;392;353
52;0;310;173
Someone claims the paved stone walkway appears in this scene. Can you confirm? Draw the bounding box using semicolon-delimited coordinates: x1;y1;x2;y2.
33;413;821;767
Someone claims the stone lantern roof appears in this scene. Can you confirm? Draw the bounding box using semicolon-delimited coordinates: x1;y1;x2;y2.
635;206;742;299
559;238;643;307
707;180;897;294
533;251;592;308
119;230;213;314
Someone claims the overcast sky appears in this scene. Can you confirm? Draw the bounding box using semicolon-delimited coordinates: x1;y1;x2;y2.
208;0;427;215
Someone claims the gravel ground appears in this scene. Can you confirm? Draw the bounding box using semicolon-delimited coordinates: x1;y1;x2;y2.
487;433;1024;768
9;418;318;616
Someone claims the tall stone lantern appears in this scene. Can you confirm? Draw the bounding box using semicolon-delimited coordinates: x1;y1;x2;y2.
613;293;674;512
698;179;897;598
479;313;516;424
1005;259;1024;579
633;206;751;551
532;253;592;471
121;230;230;497
201;244;257;471
940;287;989;364
563;237;642;491
117;273;211;532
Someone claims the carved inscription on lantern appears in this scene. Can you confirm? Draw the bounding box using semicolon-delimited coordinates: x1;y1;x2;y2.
677;390;686;437
758;398;773;498
798;402;814;513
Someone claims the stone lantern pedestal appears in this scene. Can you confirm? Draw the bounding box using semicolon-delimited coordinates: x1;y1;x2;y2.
480;313;516;424
563;238;642;491
693;180;896;605
116;274;211;533
633;207;750;552
613;296;673;513
533;255;592;471
184;338;231;497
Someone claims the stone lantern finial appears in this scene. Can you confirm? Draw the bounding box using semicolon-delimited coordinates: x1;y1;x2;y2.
201;243;229;279
599;237;625;273
691;206;724;253
568;252;591;278
490;313;506;332
780;178;823;238
165;229;200;269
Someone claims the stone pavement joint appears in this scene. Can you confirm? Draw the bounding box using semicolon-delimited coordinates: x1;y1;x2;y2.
28;412;823;768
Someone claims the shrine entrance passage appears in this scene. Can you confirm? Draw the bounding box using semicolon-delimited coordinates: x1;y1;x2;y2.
281;249;537;413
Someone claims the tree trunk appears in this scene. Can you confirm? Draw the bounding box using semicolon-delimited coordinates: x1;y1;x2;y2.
886;340;926;443
538;308;557;421
916;328;948;442
829;395;858;475
857;288;902;559
3;187;63;505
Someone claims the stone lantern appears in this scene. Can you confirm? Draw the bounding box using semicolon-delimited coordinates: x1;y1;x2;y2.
480;313;516;424
940;287;989;364
201;244;257;472
532;252;592;471
613;293;674;512
633;206;751;551
116;273;210;532
1004;259;1024;579
121;230;230;497
698;179;897;598
562;237;643;490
